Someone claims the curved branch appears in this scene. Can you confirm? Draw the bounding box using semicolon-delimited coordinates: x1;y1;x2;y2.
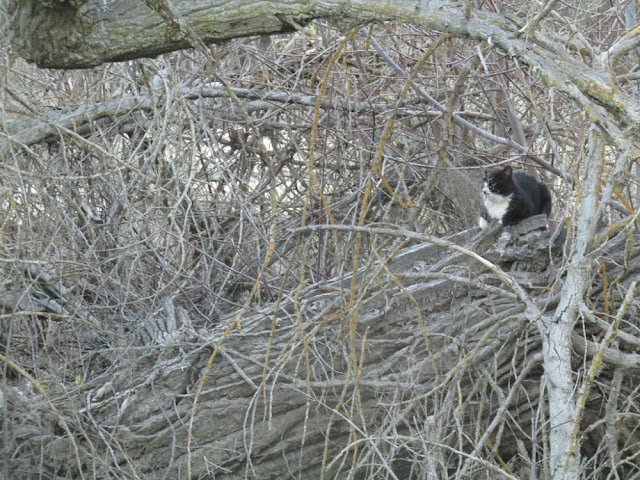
0;84;499;153
8;0;639;158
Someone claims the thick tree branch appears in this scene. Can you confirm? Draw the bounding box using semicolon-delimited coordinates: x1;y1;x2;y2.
0;84;488;154
8;0;640;157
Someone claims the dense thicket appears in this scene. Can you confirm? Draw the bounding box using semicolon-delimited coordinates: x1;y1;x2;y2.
2;1;640;478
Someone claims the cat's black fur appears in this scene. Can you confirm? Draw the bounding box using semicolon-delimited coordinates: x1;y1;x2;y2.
481;166;552;227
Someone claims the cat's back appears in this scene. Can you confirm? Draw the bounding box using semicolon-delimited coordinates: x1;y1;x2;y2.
513;171;542;191
513;171;552;216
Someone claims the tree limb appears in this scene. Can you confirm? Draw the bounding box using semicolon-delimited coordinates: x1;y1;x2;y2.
8;0;639;163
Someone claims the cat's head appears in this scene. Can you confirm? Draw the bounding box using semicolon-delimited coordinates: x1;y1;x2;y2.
483;166;514;196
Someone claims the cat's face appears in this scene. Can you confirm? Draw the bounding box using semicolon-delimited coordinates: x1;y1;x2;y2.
483;166;514;197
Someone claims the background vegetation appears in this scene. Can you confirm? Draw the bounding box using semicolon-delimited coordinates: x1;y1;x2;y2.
1;1;640;478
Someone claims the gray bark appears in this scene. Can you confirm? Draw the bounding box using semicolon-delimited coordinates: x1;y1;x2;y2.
4;217;640;479
7;1;640;155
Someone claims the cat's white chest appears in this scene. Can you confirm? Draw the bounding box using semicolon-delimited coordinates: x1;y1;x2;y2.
483;189;511;222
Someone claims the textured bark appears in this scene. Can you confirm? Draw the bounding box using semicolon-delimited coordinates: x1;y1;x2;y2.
7;1;640;152
7;0;324;68
4;217;640;479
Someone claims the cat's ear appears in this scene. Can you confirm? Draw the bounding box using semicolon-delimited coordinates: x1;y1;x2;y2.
503;165;513;177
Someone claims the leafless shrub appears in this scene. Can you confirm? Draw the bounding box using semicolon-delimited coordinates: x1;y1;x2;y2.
2;2;640;478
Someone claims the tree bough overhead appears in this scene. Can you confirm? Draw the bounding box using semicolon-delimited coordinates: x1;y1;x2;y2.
7;0;640;153
2;1;640;479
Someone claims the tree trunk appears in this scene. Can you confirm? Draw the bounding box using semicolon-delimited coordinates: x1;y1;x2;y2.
4;216;639;479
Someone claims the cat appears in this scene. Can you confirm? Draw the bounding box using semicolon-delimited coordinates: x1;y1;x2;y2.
479;165;552;228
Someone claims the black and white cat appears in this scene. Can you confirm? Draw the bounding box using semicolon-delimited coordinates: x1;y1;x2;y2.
479;165;552;228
